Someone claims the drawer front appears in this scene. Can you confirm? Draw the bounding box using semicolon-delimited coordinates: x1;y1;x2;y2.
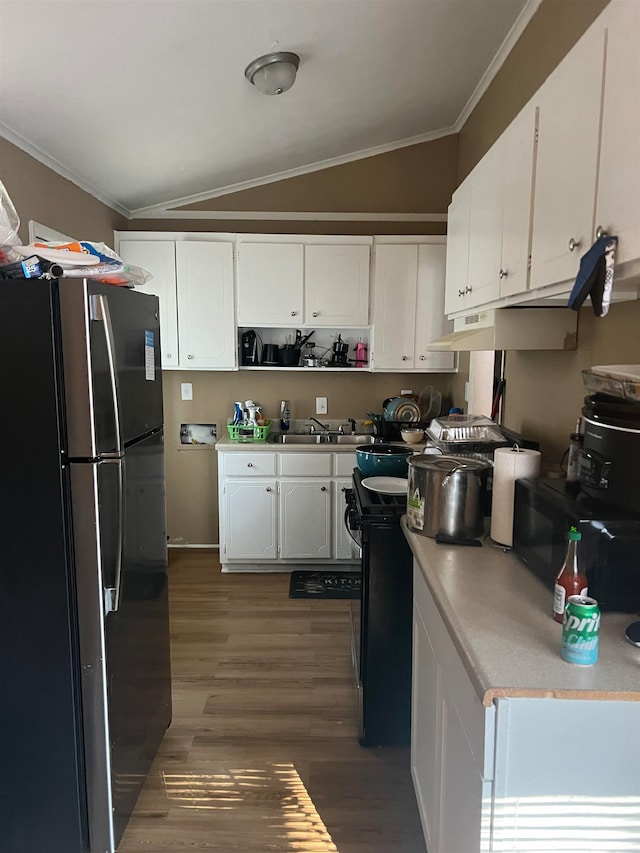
222;452;277;477
334;453;357;477
279;453;332;477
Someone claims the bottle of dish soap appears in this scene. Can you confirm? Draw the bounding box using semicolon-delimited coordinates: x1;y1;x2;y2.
280;400;291;433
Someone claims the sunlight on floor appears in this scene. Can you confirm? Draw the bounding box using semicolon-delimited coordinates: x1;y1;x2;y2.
162;762;339;851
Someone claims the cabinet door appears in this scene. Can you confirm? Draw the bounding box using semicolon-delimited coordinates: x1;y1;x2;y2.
466;145;503;308
371;245;417;369
305;244;370;326
412;602;442;853
444;181;471;315
117;240;178;368
500;104;538;298
595;0;640;267
334;478;356;561
415;244;455;371
237;242;304;325
530;23;605;290
176;242;235;369
221;480;277;560
279;480;331;559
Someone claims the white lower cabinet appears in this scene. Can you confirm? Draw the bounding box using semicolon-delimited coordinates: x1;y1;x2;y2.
412;562;640;852
218;450;357;570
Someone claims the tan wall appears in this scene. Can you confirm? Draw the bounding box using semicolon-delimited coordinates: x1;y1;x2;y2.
1;137;125;243
164;370;452;544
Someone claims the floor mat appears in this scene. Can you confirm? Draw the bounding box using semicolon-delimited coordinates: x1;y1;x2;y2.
288;570;361;599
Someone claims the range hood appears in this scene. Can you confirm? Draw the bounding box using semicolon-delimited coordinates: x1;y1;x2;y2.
428;307;578;352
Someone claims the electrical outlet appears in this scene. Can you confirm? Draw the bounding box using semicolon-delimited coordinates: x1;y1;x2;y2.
316;396;328;415
181;383;193;401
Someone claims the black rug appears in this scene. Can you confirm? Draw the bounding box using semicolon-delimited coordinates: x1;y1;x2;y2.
288;570;361;600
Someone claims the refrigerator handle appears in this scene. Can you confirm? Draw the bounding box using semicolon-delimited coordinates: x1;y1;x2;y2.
103;457;125;615
91;293;123;456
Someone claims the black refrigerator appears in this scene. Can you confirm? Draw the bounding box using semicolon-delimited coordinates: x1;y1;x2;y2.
0;278;172;853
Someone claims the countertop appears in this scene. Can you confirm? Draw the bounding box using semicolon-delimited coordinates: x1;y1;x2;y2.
402;518;640;707
215;435;427;453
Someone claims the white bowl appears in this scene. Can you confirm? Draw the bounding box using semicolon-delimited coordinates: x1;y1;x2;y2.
401;428;424;444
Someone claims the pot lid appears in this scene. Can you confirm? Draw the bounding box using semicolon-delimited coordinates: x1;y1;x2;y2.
409;454;491;472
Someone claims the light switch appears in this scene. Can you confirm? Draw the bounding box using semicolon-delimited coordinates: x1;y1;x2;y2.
181;383;193;401
316;397;328;415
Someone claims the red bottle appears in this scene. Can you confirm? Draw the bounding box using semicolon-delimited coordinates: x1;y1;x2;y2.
553;526;588;623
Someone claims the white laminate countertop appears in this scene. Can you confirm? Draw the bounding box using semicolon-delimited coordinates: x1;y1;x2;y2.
402;518;640;707
215;435;425;453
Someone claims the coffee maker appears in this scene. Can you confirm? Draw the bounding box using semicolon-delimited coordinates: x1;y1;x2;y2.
241;330;259;365
329;335;349;367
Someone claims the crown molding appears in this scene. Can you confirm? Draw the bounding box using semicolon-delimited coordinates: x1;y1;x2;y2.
0;121;130;217
128;209;447;222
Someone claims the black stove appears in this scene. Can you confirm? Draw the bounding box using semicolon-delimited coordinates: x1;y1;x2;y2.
345;468;412;747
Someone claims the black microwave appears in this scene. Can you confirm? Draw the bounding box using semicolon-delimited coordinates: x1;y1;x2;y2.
513;477;640;613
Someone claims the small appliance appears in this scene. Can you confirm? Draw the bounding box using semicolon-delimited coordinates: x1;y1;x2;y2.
513;477;640;612
241;330;259;365
330;335;349;366
261;343;279;365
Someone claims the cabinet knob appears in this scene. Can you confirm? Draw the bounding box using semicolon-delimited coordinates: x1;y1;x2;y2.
464;286;472;294
265;486;272;492
166;353;172;359
187;354;194;360
596;226;607;240
402;356;408;361
312;311;319;317
320;486;327;491
458;289;464;297
568;237;582;252
290;311;297;317
499;269;508;279
341;487;347;492
247;462;253;468
420;355;426;361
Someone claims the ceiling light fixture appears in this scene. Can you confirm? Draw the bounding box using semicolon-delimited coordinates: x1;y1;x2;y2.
244;51;300;96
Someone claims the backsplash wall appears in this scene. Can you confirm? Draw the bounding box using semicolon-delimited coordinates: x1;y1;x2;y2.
163;369;452;544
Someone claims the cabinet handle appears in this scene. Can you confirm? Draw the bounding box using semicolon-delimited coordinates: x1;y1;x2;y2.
265;486;272;492
464;286;472;294
187;354;194;360
312;311;319;317
568;238;582;252
247;463;253;468
499;269;508;279
320;486;327;491
596;226;607;239
290;311;297;317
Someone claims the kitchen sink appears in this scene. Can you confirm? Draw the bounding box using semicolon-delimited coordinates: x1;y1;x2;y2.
334;434;375;445
271;433;375;445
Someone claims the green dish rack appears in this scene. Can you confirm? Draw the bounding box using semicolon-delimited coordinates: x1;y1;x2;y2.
228;419;272;442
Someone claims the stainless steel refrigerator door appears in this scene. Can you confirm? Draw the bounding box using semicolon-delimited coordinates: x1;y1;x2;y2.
70;430;171;852
70;458;122;853
59;280;163;458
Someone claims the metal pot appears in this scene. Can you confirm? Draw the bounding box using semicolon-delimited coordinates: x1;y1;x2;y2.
355;444;413;477
407;455;491;539
302;357;321;368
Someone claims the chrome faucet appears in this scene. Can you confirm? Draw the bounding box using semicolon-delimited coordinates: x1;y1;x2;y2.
308;417;330;434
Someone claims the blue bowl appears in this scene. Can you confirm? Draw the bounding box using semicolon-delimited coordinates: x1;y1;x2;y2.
355;444;413;477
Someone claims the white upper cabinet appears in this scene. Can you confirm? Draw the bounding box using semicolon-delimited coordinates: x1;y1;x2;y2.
499;103;538;298
116;234;235;370
466;143;503;308
236;242;304;326
117;239;178;367
305;244;370;326
444;182;471;315
372;240;455;372
529;21;605;290
175;242;235;369
236;237;371;327
595;0;640;269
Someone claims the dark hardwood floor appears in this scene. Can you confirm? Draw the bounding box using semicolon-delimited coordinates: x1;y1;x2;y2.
118;550;427;852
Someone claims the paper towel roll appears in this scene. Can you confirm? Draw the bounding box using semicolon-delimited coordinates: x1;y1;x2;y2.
490;447;542;546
